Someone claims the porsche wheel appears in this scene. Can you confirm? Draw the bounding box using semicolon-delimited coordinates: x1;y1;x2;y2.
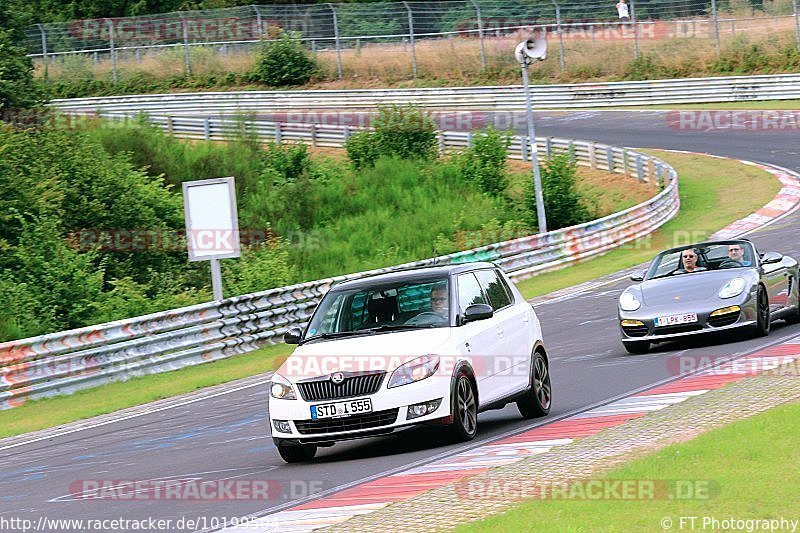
754;286;771;337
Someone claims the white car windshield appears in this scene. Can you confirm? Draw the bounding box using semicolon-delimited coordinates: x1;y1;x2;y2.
305;278;450;339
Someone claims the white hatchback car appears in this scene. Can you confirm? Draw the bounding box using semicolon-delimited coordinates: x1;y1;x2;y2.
269;262;552;463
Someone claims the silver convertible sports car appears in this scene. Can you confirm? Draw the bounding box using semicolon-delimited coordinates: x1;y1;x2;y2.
618;239;800;354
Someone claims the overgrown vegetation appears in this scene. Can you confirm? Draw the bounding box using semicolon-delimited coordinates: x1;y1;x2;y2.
528;152;592;230
0;112;636;342
345;106;438;167
251;30;318;87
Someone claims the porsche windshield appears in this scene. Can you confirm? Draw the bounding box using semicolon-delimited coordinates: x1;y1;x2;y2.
305;278;451;339
646;242;755;280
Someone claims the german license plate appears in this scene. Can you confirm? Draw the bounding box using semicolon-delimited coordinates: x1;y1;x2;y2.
311;398;373;419
655;313;698;327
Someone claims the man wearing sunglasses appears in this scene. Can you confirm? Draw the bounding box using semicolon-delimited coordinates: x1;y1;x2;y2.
680;248;707;273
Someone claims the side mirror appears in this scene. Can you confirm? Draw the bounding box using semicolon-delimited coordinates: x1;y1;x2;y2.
463;303;494;323
630;270;645;282
284;327;303;345
761;252;783;265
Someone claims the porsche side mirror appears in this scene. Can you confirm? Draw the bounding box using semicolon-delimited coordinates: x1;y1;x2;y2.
630;270;645;282
761;252;783;265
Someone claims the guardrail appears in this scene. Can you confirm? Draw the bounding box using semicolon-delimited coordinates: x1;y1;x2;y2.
0;116;678;410
52;73;800;112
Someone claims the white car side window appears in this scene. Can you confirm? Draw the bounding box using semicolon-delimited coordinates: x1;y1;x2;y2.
457;273;487;313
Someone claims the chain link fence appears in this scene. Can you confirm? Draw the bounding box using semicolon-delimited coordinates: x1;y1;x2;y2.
22;0;800;82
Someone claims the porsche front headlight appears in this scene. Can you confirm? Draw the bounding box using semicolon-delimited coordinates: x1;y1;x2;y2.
619;291;641;311
718;277;746;299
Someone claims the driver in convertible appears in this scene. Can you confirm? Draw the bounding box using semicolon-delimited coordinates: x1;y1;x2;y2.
727;244;751;266
680;248;707;273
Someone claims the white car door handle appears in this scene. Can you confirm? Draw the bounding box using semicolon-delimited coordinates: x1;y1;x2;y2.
497;329;504;337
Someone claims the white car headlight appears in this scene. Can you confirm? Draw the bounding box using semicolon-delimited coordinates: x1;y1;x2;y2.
270;374;297;400
719;277;746;299
619;291;641;311
388;355;440;389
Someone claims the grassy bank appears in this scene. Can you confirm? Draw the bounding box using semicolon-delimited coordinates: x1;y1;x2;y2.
0;150;780;439
458;399;800;531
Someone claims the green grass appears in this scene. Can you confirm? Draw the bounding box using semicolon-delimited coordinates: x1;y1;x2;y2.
0;150;780;440
458;400;800;532
515;150;781;298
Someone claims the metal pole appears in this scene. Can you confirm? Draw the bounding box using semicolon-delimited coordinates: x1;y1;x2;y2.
630;0;639;60
107;20;118;83
469;0;487;71
553;2;565;72
711;0;721;58
520;62;547;233
210;258;223;301
182;15;192;75
402;1;417;77
328;4;343;80
252;5;264;38
38;24;48;80
794;0;800;51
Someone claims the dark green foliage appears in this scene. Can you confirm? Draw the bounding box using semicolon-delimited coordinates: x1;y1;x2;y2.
455;127;511;197
345;131;381;170
527;152;591;231
372;105;438;161
0;31;44;112
251;31;317;87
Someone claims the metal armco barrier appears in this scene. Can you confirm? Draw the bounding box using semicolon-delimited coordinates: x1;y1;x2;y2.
52;73;800;112
0;115;678;410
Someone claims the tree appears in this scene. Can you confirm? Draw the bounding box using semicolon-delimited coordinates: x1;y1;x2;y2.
0;30;44;113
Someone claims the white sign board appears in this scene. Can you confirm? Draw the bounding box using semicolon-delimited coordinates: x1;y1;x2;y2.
182;177;240;261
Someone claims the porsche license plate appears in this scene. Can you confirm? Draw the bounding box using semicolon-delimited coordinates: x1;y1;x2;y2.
655;313;698;327
311;398;373;419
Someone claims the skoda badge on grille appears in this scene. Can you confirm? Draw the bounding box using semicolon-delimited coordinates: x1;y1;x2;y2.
331;372;345;385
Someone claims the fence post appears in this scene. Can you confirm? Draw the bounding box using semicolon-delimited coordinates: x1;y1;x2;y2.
636;154;644;182
204;117;211;140
402;1;418;77
794;0;800;51
181;15;192;75
328;3;343;80
469;0;487;71
275;122;282;144
107;20;118;83
438;133;445;154
467;131;473;148
167;116;174;134
311;123;317;147
343;126;350;142
252;5;264;38
37;24;48;81
552;2;565;71
545;137;552;159
588;142;596;168
606;146;614;171
630;0;639;60
711;0;721;58
568;141;575;164
521;137;529;161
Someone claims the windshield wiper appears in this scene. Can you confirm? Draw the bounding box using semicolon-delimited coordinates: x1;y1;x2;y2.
366;324;438;332
301;330;376;344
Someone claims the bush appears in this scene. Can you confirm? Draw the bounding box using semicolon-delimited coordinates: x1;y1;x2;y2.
345;131;381;169
456;127;512;196
251;31;317;87
372;105;438;161
0;30;44;113
527;152;591;231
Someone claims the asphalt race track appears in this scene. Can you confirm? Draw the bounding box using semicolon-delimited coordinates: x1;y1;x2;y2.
2;110;799;529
